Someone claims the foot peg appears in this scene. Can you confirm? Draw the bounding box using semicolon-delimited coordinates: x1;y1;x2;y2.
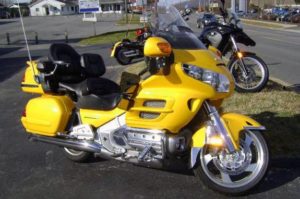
138;144;152;162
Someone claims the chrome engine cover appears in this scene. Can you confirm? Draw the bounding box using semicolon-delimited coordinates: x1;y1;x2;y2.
95;115;170;168
122;127;166;160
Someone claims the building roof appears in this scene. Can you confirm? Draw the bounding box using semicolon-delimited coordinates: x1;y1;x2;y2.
29;0;78;7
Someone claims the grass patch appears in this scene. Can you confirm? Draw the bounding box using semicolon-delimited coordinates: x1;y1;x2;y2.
124;62;300;158
80;30;137;45
117;14;141;25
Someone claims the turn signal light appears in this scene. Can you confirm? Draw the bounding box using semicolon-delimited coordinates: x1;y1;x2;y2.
208;135;224;147
237;52;243;59
157;42;172;54
22;108;26;117
22;73;26;82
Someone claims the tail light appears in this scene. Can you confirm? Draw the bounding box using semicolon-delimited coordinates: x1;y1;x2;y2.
22;73;26;82
136;29;143;36
22;108;26;117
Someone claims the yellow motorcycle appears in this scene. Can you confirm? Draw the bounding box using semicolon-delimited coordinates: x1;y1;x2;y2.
20;4;269;195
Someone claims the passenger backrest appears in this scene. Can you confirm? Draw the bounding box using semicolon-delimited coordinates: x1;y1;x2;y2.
80;53;106;77
49;43;84;83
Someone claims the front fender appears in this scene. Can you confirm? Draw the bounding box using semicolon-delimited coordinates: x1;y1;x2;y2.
190;112;265;168
221;112;265;142
111;41;122;57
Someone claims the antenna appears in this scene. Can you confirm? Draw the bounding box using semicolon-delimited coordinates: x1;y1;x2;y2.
17;0;32;62
17;0;37;80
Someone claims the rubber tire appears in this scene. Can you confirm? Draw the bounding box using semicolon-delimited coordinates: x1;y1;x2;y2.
116;48;132;65
63;147;92;163
194;131;269;196
228;54;269;93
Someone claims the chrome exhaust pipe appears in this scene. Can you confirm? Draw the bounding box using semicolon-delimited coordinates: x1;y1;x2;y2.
123;50;139;58
29;135;102;153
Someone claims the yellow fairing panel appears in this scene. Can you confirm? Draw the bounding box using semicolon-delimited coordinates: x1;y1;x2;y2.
21;95;74;136
21;61;44;94
80;108;125;127
191;112;263;148
126;49;234;133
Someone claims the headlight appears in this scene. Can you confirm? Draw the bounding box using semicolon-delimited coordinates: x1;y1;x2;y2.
182;64;230;93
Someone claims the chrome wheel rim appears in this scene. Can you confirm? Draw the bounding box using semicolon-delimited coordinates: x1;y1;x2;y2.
200;131;265;188
230;57;265;90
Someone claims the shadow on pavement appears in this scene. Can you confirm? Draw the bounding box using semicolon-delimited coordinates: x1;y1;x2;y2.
251;111;300;157
0;47;22;56
262;80;300;93
0;21;15;26
0;56;39;83
250;111;300;193
253;158;300;194
288;84;300;93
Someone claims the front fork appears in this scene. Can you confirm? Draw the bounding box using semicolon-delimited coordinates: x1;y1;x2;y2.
230;35;249;77
203;101;238;153
190;101;239;168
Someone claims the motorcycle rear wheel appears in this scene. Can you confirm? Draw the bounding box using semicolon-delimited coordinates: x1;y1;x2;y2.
116;48;133;65
228;54;269;93
63;147;92;163
194;130;269;195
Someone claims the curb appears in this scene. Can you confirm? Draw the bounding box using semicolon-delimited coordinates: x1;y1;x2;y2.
241;18;298;29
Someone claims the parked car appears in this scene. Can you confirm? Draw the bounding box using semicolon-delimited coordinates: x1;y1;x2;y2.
280;8;300;22
272;7;289;16
291;13;300;23
197;13;217;29
180;8;192;17
262;13;277;21
237;10;246;17
0;8;10;19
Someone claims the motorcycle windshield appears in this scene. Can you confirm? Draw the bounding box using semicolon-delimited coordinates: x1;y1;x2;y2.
150;2;206;50
228;11;243;29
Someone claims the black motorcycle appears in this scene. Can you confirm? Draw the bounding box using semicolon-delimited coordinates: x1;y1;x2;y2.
199;11;269;92
111;29;150;65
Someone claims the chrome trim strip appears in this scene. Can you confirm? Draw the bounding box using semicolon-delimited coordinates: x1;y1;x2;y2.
244;126;266;131
125;126;165;134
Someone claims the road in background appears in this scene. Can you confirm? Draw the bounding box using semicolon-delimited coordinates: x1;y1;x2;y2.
243;25;300;86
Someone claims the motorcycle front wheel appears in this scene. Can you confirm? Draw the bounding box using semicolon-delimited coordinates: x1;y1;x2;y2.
228;54;269;93
194;130;269;195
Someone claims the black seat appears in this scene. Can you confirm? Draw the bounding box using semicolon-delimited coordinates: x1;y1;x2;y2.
47;43;121;110
60;78;121;110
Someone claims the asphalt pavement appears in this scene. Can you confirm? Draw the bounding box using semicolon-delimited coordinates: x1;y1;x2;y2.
0;14;300;198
